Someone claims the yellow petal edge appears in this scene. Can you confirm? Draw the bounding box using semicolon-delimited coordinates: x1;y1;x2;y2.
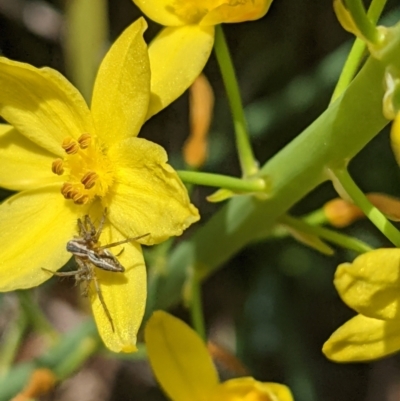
145;311;219;401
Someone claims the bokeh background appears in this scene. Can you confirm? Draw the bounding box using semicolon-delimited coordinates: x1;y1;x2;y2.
1;0;400;400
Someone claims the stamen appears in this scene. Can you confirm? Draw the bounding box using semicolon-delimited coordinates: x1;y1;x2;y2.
51;159;64;175
78;133;92;149
62;137;79;154
72;193;89;205
81;171;98;189
61;183;75;199
56;133;114;205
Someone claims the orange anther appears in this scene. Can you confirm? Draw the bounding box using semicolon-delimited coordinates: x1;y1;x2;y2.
61;137;79;154
51;158;64;175
78;133;92;149
81;171;98;189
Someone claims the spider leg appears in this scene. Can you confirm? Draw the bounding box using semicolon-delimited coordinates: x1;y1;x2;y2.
42;267;80;277
95;208;108;242
92;270;115;332
77;217;85;236
99;233;150;250
84;214;97;239
75;259;114;332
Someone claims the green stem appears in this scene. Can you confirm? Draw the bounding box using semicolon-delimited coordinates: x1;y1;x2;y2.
189;276;206;342
280;214;373;253
302;208;330;226
331;168;400;247
64;0;109;102
55;335;100;380
214;25;258;177
17;291;58;341
331;0;388;101
331;39;366;102
345;0;380;44
177;170;266;193
0;311;28;377
366;0;388;23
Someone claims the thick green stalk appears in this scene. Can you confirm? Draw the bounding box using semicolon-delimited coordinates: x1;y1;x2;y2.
214;25;258;177
146;23;400;316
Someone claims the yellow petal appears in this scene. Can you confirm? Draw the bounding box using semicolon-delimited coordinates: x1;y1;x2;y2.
0;124;61;191
88;223;146;353
201;0;273;25
147;25;214;119
91;18;150;146
145;311;219;401
107;137;199;244
131;0;187;26
0;186;79;291
334;249;400;320
0;57;93;156
323;314;400;362
210;378;294;401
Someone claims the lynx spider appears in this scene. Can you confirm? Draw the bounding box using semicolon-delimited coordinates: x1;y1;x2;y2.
43;209;148;332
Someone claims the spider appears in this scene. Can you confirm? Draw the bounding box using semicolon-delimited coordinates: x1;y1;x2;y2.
43;209;148;332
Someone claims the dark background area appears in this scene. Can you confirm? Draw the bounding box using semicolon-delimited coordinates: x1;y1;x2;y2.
1;0;400;400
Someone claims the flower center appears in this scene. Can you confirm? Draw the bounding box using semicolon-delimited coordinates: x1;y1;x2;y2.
51;134;114;205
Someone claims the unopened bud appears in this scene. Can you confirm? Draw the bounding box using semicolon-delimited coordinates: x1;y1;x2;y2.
324;193;400;228
323;198;364;228
183;74;214;168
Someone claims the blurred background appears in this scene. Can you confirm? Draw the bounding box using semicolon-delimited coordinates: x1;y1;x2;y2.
1;0;400;400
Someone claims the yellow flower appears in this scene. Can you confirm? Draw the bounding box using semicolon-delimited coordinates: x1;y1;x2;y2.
323;249;400;362
0;18;199;353
133;0;274;118
145;311;294;401
323;112;400;362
